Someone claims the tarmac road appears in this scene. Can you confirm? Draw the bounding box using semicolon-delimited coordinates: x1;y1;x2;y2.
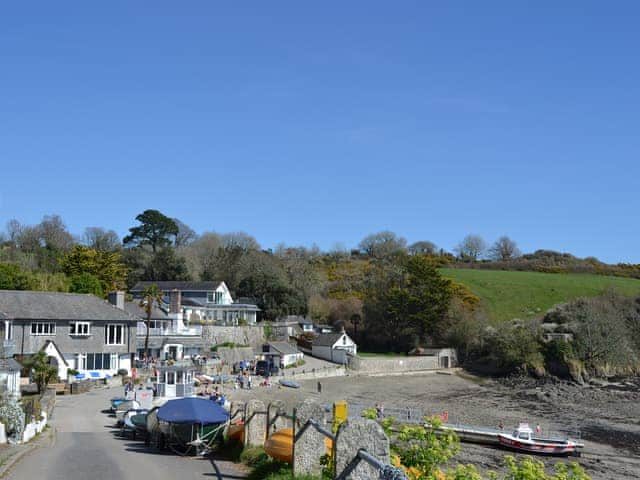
6;386;247;480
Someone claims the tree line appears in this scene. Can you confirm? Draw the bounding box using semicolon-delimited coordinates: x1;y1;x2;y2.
1;210;639;354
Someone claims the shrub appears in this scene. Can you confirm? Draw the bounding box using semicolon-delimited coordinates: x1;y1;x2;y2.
0;394;25;439
117;368;129;377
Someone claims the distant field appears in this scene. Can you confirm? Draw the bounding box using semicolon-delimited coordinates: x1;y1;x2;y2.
440;268;640;322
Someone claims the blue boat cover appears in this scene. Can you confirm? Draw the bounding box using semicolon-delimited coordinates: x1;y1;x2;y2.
157;398;229;425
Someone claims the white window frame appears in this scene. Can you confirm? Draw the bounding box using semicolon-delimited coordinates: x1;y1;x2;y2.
30;322;56;336
206;292;215;303
70;321;91;336
77;353;87;370
105;324;125;345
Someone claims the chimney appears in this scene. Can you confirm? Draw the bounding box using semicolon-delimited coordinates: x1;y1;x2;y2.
108;291;125;310
169;289;181;314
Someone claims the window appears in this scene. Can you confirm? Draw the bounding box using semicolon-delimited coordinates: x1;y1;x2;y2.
77;353;87;370
31;323;56;335
82;353;118;370
207;291;224;304
70;322;91;336
105;324;124;345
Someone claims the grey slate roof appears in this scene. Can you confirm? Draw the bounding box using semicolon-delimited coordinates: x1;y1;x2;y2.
131;281;221;292
0;290;140;322
0;358;22;372
124;301;169;321
312;333;345;347
268;341;301;355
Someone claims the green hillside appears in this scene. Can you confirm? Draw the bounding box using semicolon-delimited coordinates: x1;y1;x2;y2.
441;268;640;323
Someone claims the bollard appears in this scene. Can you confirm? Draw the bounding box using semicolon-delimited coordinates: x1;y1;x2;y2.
333;400;348;433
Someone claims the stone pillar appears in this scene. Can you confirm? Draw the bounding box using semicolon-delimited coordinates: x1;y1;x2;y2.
334;419;390;480
244;399;267;447
267;400;288;436
294;398;326;432
230;401;245;424
293;399;328;477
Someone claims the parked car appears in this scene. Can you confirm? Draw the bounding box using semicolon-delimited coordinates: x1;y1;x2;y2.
255;360;279;376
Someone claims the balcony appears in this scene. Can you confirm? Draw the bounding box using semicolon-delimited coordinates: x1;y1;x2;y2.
136;323;202;337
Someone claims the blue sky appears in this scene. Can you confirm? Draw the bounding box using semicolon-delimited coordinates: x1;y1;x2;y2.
1;2;639;262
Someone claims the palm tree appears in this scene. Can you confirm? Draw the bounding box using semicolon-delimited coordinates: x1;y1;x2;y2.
139;284;163;361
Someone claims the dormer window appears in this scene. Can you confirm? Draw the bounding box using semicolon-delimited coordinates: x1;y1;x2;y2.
207;291;224;304
70;322;91;336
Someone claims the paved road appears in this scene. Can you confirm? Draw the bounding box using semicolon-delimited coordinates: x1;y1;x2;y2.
7;387;247;480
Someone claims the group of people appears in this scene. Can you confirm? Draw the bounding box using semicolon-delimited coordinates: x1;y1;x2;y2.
236;371;253;389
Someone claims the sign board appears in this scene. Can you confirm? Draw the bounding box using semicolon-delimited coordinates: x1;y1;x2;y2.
135;388;154;410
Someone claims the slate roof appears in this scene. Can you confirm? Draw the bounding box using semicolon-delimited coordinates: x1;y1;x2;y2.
268;341;301;355
0;358;22;372
124;301;169;321
0;290;140;322
312;333;346;347
131;281;221;292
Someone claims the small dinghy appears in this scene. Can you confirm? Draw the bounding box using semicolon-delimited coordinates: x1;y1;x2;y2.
121;409;149;438
115;400;140;425
110;397;128;412
498;424;582;456
279;379;300;389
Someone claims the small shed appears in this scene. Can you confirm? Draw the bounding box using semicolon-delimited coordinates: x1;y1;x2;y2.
155;365;196;398
311;331;357;364
261;342;303;367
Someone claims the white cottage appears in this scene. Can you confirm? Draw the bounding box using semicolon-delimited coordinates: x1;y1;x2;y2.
311;331;357;364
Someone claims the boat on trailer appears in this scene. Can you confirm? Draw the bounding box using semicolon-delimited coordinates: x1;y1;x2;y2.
155;397;229;455
498;424;583;456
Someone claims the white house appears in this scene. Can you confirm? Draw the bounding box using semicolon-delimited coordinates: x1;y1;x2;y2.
311;331;357;364
261;342;303;368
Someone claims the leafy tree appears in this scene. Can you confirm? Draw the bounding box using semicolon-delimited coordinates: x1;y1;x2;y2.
139;284;163;359
144;247;190;281
238;271;306;321
61;245;128;293
454;234;486;261
23;351;59;393
364;255;453;350
358;231;407;259
123;209;178;252
408;241;437;256
488;236;521;261
83;227;120;251
0;263;37;290
69;272;104;296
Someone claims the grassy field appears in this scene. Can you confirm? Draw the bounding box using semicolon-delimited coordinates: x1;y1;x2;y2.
441;268;640;322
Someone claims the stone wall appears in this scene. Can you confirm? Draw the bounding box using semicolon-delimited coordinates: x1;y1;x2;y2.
202;325;265;348
348;355;440;373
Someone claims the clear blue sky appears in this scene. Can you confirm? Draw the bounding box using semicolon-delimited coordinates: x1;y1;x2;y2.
1;1;639;263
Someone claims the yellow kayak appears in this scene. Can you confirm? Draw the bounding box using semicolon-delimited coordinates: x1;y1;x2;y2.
264;428;333;464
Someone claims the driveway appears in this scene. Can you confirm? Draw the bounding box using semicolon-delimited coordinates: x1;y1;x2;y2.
6;386;247;480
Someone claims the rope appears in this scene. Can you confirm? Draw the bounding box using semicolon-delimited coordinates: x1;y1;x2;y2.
379;465;409;480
